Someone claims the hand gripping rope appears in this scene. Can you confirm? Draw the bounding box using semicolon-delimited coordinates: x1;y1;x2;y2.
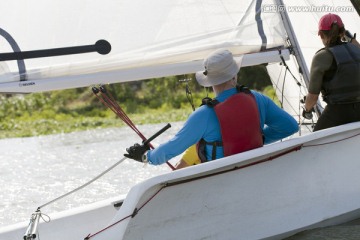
91;85;175;170
24;122;172;239
24;123;172;240
23;86;174;240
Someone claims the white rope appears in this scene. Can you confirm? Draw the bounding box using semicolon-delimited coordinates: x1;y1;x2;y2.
38;156;127;209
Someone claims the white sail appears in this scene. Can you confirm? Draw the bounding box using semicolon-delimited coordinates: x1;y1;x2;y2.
0;0;288;93
1;1;360;240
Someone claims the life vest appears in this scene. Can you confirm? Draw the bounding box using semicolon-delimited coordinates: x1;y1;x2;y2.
321;43;360;104
197;85;263;162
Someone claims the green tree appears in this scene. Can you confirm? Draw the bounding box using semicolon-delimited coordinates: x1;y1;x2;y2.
238;65;272;90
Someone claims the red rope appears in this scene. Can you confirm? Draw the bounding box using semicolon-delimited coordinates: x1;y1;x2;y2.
84;145;302;239
84;214;133;240
303;132;360;148
92;85;175;170
85;186;166;240
83;131;360;239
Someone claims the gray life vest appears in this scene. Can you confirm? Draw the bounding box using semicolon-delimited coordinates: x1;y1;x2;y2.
321;43;360;104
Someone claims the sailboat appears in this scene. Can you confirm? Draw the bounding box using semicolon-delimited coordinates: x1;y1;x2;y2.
1;0;360;239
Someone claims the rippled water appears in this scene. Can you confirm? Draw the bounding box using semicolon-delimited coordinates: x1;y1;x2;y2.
1;123;359;239
0;123;182;227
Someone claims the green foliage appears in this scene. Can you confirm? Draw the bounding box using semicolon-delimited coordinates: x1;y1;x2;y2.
0;65;276;139
262;85;280;106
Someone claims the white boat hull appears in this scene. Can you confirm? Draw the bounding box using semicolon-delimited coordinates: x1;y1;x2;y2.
2;122;360;240
0;196;124;240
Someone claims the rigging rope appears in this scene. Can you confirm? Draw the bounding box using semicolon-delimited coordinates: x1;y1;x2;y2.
179;77;195;111
38;157;127;209
92;85;175;170
23;157;127;240
27;85;175;211
269;49;315;133
27;103;173;237
85;186;165;240
24;85;176;233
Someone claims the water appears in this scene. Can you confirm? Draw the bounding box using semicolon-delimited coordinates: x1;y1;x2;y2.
0;122;182;228
1;123;360;239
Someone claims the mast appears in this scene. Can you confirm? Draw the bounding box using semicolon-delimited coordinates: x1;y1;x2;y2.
274;0;322;116
274;0;309;87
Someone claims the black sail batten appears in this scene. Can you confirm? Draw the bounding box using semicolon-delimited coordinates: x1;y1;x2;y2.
0;39;111;62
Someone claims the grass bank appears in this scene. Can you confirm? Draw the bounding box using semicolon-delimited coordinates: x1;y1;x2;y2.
0;82;278;139
0;108;192;139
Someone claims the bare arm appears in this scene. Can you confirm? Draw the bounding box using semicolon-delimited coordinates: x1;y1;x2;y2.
304;93;319;112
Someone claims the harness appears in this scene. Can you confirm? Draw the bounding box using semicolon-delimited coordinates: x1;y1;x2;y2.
197;85;263;162
320;43;360;104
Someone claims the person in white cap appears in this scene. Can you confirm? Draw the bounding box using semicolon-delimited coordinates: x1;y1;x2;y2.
303;13;360;131
125;49;298;167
